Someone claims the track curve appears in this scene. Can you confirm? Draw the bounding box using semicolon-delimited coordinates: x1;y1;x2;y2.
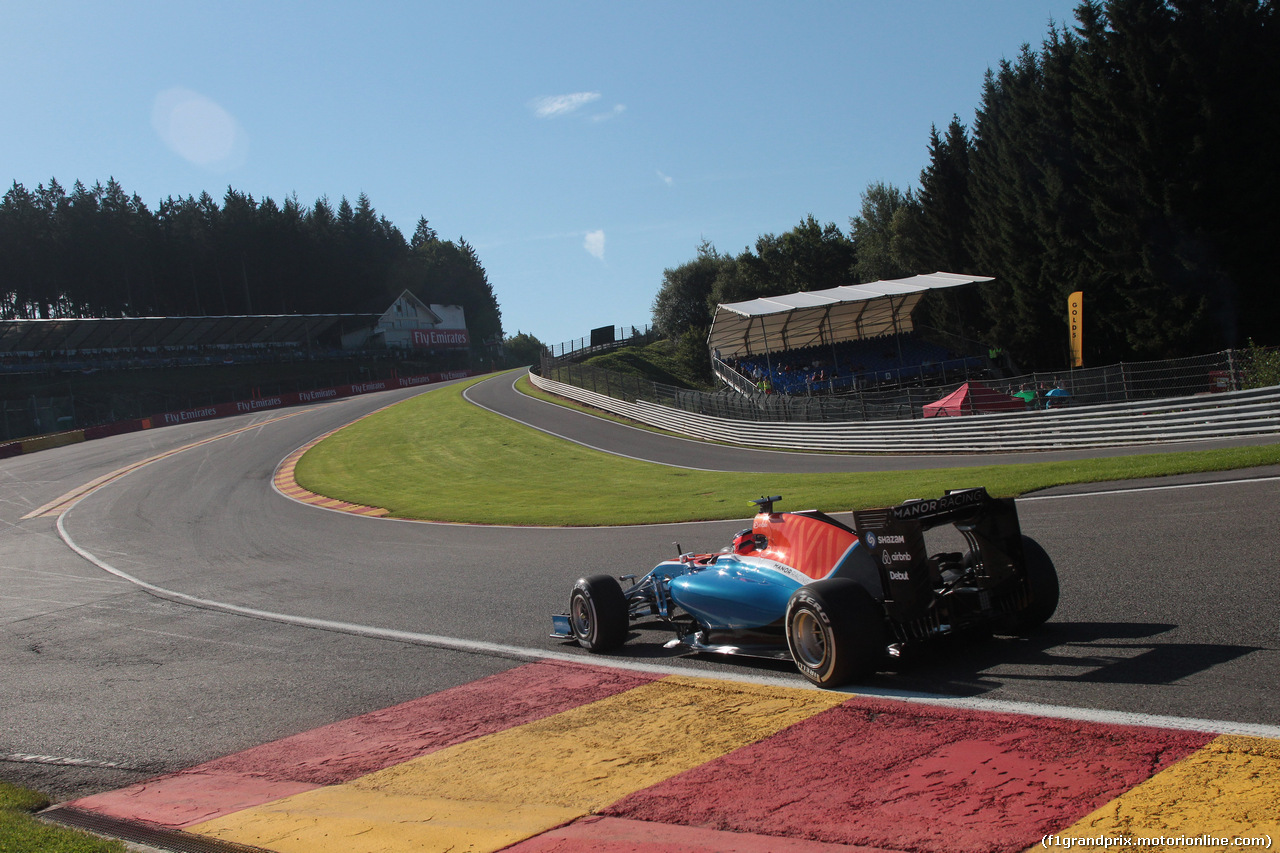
4;371;1279;805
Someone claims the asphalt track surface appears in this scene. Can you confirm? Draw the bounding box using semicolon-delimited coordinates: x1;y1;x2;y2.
3;371;1279;848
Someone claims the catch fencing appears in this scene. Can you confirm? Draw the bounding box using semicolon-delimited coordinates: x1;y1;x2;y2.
531;346;1280;452
1;396;76;441
540;348;1275;425
1;369;476;460
529;371;1280;452
545;325;657;359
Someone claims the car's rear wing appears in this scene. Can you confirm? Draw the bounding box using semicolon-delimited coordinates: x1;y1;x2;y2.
874;487;1007;529
849;488;1026;622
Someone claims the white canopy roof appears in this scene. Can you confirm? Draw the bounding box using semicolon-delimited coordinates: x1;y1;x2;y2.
707;271;994;358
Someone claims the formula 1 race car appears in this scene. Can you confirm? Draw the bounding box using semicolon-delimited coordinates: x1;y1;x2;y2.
551;488;1058;687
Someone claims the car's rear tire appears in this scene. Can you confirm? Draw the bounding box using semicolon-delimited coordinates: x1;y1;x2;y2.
785;579;885;687
569;574;628;652
1006;535;1059;634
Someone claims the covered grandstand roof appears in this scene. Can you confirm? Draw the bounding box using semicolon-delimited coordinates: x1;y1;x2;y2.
0;313;380;354
707;272;995;358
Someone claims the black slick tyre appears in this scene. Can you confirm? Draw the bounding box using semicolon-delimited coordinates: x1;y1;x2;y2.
785;579;885;687
1006;535;1060;634
569;574;628;652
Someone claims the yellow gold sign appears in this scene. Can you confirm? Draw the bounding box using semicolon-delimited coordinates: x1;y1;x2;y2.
1068;291;1083;367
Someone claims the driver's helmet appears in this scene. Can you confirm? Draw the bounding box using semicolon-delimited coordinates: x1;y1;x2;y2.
732;528;757;555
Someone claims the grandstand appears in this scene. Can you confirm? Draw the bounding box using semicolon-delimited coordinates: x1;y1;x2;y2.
725;332;988;396
0;292;480;442
707;272;996;397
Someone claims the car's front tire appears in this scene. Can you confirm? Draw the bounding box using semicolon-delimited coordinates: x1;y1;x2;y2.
785;579;885;687
569;574;628;652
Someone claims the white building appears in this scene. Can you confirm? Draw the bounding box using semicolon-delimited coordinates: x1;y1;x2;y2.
341;291;470;351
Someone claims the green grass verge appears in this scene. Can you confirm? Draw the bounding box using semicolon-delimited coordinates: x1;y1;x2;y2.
0;781;124;852
294;375;1280;526
581;339;713;389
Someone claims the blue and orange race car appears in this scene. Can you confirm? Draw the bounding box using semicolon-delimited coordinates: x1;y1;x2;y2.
552;488;1058;687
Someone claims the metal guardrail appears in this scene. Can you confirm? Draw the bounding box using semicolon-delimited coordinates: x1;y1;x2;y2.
528;371;1280;452
542;346;1280;423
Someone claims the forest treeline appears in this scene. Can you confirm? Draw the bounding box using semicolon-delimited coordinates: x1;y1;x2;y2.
654;0;1279;369
0;181;503;346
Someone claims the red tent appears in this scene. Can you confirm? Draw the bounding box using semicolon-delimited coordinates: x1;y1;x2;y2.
922;382;1026;418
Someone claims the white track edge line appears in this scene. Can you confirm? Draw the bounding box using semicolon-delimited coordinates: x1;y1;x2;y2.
1021;475;1280;501
51;385;1280;739
54;511;1280;740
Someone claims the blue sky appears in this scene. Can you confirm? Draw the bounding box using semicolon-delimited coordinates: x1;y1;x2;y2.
4;1;1081;347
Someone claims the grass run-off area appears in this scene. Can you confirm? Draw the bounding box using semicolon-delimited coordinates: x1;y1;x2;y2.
294;373;1280;527
0;781;123;852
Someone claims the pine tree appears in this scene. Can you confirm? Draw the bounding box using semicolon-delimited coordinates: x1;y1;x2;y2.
916;118;975;274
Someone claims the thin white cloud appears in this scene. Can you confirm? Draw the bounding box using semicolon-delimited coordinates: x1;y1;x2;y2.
151;87;247;170
531;92;601;118
583;230;605;260
657;170;673;186
590;104;627;122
